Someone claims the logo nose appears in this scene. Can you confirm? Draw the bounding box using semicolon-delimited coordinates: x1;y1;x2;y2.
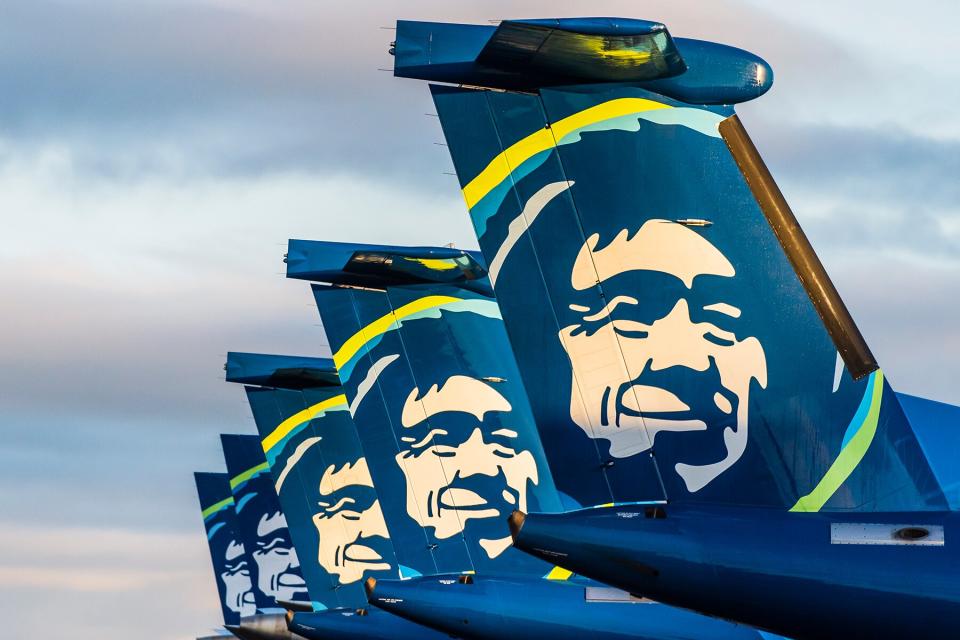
455;428;506;477
646;299;715;372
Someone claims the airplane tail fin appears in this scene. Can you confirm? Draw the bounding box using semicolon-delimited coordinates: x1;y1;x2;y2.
228;352;400;608
300;281;461;579
291;239;561;578
396;19;946;512
194;472;254;625
220;434;309;611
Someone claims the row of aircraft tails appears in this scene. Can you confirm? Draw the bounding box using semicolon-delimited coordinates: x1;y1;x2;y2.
193;16;960;640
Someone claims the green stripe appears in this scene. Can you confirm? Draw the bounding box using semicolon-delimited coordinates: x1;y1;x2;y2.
229;462;270;490
201;496;234;520
790;370;884;513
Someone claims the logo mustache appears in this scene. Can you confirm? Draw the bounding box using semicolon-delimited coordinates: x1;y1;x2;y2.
612;356;738;428
432;468;519;518
337;533;389;567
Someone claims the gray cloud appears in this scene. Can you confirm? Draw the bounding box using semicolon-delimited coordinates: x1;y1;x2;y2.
0;0;883;183
743;120;960;266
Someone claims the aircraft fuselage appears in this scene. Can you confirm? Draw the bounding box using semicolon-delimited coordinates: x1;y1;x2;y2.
511;504;960;639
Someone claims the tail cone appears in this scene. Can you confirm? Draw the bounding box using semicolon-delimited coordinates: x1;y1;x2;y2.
508;510;526;542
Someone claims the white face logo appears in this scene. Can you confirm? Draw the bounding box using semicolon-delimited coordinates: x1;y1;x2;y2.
396;375;539;558
312;458;391;585
252;511;307;600
560;220;767;492
221;539;256;616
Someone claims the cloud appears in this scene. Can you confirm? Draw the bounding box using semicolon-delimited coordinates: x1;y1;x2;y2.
0;0;889;182
0;523;218;638
0;150;467;535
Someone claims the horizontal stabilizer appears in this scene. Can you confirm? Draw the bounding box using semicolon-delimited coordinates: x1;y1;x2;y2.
899;393;960;509
477;18;685;82
393;19;771;103
225;352;337;389
276;599;314;612
286;239;490;293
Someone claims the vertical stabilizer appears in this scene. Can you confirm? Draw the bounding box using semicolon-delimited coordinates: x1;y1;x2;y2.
288;238;562;577
410;30;945;511
194;472;257;625
221;434;309;611
244;381;400;608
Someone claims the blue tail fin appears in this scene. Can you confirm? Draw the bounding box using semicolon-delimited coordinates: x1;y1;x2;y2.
230;353;401;608
898;393;960;509
194;472;256;625
289;239;562;579
220;434;309;611
396;19;946;512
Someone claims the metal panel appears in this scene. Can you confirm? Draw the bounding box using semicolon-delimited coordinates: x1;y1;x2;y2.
830;523;945;546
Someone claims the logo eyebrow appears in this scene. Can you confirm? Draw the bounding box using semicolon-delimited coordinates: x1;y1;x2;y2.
407;428;449;450
258;537;286;552
320;496;356;513
582;295;639;323
703;302;742;318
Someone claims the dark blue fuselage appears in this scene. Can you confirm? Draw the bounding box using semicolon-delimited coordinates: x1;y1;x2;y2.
367;573;776;640
288;606;448;640
512;504;960;639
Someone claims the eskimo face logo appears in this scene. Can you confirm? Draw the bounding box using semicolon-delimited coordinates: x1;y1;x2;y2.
396;375;538;558
312;458;391;585
221;539;256;615
560;220;767;492
252;511;307;600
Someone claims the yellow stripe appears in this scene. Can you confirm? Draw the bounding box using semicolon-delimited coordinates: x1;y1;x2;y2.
403;257;460;271
546;566;574;581
261;394;348;454
332;295;461;370
462;97;671;209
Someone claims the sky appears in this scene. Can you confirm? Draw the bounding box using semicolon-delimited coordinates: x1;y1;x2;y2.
1;1;958;637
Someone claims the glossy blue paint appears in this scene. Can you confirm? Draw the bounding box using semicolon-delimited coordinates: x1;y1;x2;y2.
393;20;771;104
428;78;944;512
301;243;560;578
221;434;309;611
513;504;960;638
899;393;960;509
194;472;253;626
248;384;398;611
286;239;491;295
225;351;339;389
289;606;447;640
398;16;957;640
368;573;775;640
292;240;777;639
222;355;455;639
